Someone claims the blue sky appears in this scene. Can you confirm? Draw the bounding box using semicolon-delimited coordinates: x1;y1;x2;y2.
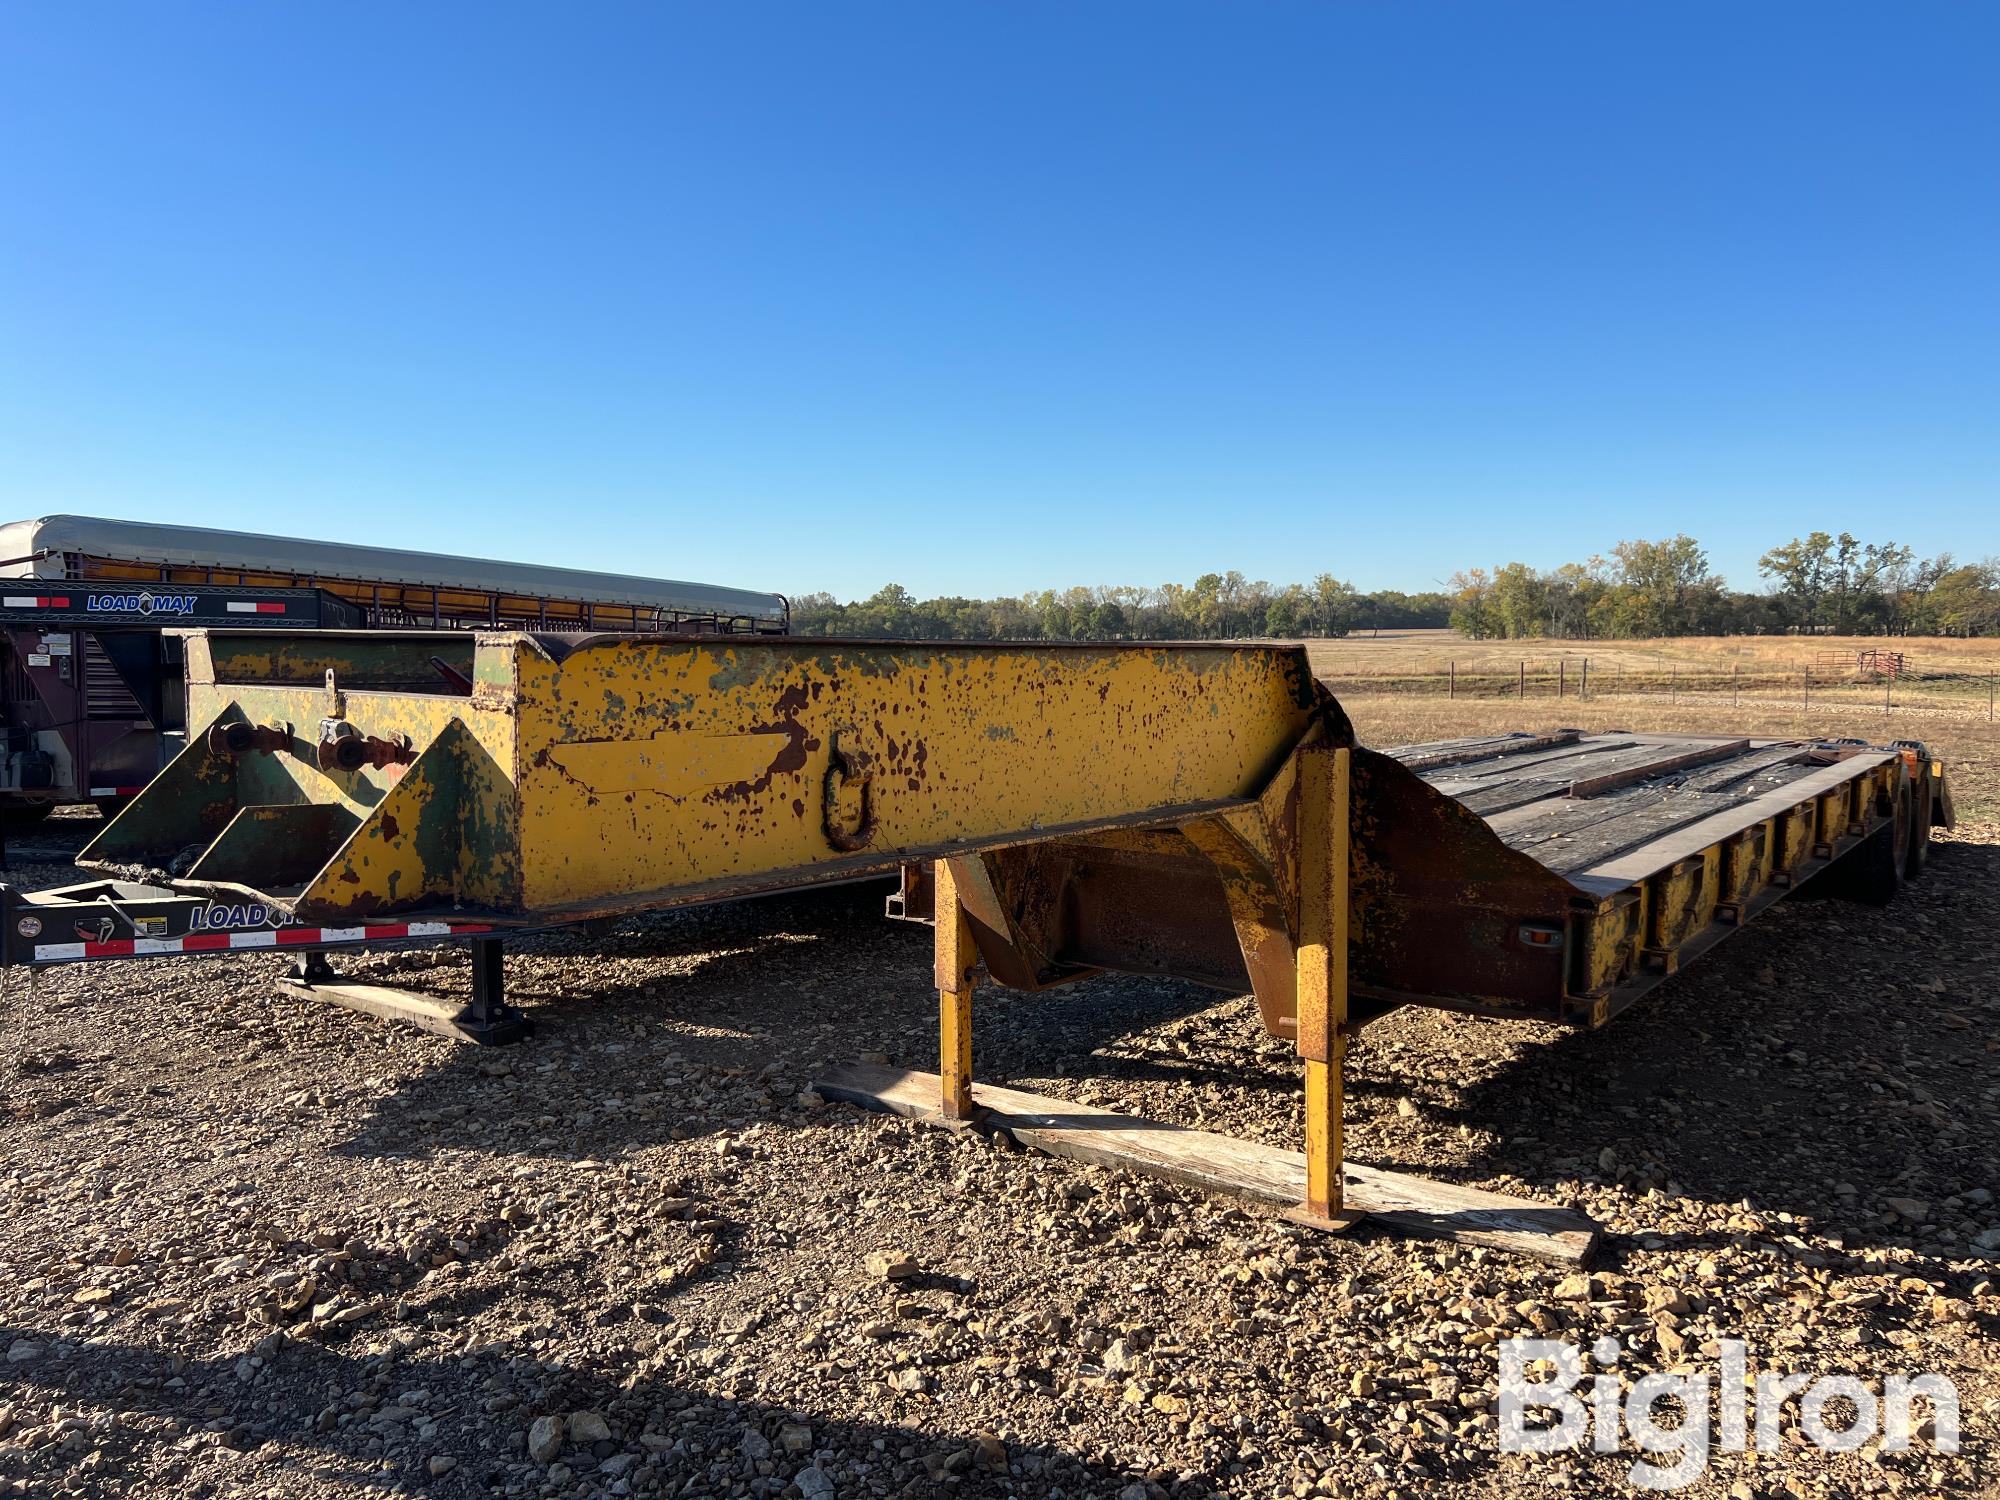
2;3;1994;600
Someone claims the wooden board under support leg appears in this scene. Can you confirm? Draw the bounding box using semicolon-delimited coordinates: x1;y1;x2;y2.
275;939;533;1046
813;1063;1598;1264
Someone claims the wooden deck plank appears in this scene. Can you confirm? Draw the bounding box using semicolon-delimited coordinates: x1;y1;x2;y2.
815;1064;1597;1264
1479;747;1825;874
1422;739;1648;793
1488;756;1832;876
1484;744;1814;839
1581;752;1894;884
1560;739;1751;798
1385;729;1585;772
1437;739;1753;816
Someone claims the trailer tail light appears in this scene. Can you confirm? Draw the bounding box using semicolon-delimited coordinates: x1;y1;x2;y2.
1518;923;1565;951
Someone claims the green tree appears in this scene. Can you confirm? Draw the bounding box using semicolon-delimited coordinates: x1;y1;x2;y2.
1310;573;1359;637
1086;600;1128;640
1488;562;1548;638
1758;532;1837;631
1447;569;1496;639
1613;535;1720;637
1926;563;1999;636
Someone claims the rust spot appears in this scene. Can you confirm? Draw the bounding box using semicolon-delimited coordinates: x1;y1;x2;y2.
379;814;401;841
709;684;816;805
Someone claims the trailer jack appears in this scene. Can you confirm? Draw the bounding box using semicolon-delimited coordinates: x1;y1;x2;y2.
278;937;532;1047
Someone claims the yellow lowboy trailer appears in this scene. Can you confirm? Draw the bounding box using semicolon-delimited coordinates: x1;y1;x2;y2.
2;630;1952;1259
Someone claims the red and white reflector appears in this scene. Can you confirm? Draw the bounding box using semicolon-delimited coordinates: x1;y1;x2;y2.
34;920;494;963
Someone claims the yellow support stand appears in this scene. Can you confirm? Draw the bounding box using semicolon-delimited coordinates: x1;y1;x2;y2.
935;857;977;1121
1293;744;1360;1229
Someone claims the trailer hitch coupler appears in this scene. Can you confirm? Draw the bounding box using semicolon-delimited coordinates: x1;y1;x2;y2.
206;721;290;758
317;719;416;774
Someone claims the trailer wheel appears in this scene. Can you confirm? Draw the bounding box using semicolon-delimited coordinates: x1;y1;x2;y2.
1841;780;1910;908
1905;779;1933;880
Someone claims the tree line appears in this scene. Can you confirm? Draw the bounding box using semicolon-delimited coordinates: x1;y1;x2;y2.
791;533;2000;643
1447;533;1998;640
791;575;1449;641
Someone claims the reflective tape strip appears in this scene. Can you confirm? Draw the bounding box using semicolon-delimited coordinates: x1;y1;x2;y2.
4;596;70;608
225;601;288;613
28;921;496;963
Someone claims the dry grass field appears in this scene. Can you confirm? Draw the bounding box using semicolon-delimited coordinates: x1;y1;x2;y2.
1307;630;2000;680
1305;634;2000;820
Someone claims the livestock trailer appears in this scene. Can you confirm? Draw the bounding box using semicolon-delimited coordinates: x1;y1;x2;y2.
0;515;788;819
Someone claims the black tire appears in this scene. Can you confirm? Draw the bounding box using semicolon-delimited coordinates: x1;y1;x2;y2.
1841;780;1910;907
1905;778;1933;880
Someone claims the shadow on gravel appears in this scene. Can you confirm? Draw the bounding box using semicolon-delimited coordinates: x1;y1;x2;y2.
315;834;1991;1280
0;1323;1176;1499
1441;836;1999;1265
321;882;1344;1166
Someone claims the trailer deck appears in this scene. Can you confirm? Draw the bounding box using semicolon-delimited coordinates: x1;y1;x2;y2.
1392;729;1904;876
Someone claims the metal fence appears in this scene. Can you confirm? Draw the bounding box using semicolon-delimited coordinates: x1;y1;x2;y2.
1319;657;2000;721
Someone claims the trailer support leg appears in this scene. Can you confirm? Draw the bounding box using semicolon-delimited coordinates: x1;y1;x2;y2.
277;937;532;1046
935;858;976;1121
816;748;1593;1259
458;938;531;1045
1292;744;1363;1231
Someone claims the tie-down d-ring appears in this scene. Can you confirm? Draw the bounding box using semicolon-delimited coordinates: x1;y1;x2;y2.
822;733;878;853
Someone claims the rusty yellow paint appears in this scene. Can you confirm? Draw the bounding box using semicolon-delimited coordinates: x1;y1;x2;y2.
1578;894;1644;996
509;637;1315;917
1772;803;1816;883
84;628;1950;1064
544;730;781;799
1295;744;1349;1218
935;857;976;1121
290;720;515;915
1647;846;1722;953
1718;823;1772;917
107;632;1317;922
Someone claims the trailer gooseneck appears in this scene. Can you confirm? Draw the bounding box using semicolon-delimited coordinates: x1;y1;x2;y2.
0;630;1953;1260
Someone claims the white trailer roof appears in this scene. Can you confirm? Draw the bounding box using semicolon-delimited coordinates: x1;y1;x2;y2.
0;514;787;622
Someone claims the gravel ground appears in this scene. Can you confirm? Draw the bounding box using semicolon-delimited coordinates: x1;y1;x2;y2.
1;811;1994;1500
